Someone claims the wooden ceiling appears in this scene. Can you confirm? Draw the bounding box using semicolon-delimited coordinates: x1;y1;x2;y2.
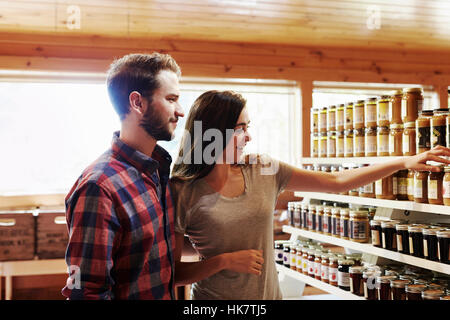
1;0;450;51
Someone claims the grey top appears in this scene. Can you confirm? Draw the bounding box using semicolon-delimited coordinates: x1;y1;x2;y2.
172;155;294;300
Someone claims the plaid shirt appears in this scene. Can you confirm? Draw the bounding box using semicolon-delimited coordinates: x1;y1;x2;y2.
62;131;175;300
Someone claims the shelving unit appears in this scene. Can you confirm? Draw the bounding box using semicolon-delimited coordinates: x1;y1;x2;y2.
299;157;404;165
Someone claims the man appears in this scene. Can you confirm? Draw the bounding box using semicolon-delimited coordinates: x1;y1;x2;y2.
62;52;184;299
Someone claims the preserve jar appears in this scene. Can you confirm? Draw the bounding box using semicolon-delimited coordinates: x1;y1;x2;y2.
319;106;327;133
353;100;365;129
274;241;284;265
402;88;423;123
391;279;411;300
370;220;382;248
353;128;365;157
336;104;345;132
287;202;295;226
377;126;390;156
323;206;333;235
423;227;443;261
294;202;302;228
321;254;330;283
377;95;390;127
327;105;337;132
340;208;350;240
296;245;304;272
375;175;395;200
414;170;428;203
396;223;411;254
338;259;355;291
300;203;308;230
445;166;450;206
302;247;309;275
331;207;341;237
406;284;426;300
316;205;324;234
290;246;297;270
389;89;403;124
409;224;425;258
349;266;365;296
365;126;377;156
437;229;450;264
336;131;345;157
389;123;403;156
319;132;327;158
283;243;291;267
422;289;444;300
396;169;409;200
314;250;322;280
344;129;354;157
363;271;380;300
407;169;415;201
381;220;398;251
428;166;445;205
349;210;369;243
305;205;313;230
311;132;319;158
431;108;448;148
310;205;319;231
307;247;316;277
365;97;377;128
416;109;433;153
327;131;336;158
344;102;354;131
377;275;397;300
311;107;319;133
328;256;339;286
402;122;416;156
360;180;375;198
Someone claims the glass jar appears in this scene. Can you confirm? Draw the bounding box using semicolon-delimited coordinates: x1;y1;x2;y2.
293;202;302;228
363;271;380;300
381;220;398;251
428;166;445;205
319;132;327;158
365;126;377;157
353;100;365;129
396;169;409;200
409;224;426;258
274;241;284;265
301;203;308;230
310;205;319;231
327;105;337;132
287;202;295;227
365;97;377;128
305;205;313;230
402;88;423;123
336;104;345;132
414;170;428;203
407;169;415;201
340;208;350;240
327;131;336;158
377;126;390;156
328;256;339;286
344;102;354;131
323;206;333;236
377;275;397;300
349;210;369;243
377;95;390;127
423;227;443;262
314;250;322;280
389;123;403;156
336;131;345;157
389;90;403;124
338;259;355;291
437;229;450;264
349;266;365;296
375;175;395;200
402;122;416;156
311;132;319;158
422;289;445;300
321;254;330;283
283;243;291;268
370;220;382;248
319;106;327;133
344;129;354;157
307;247;316;277
445;166;450;206
316;205;324;234
431;108;448;148
331;207;341;238
353;128;365;157
360;179;375;198
302;247;309;275
416;109;433;154
295;245;303;272
406;284;426;300
391;279;411;300
396;223;411;254
311;107;319;133
290;246;297;270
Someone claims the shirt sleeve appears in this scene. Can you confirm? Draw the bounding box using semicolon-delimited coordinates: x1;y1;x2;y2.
259;154;295;195
62;182;121;300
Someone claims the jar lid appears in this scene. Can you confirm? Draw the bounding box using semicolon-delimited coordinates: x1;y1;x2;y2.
349;266;365;274
419;110;434;116
437;230;450;238
377;126;389;130
408;224;426;232
356;100;365;104
376;275;397;283
444;166;450;173
324;206;332;213
390;279;411;288
329;105;337;110
390;123;404;129
340;208;350;216
287;202;295;209
294;202;302;209
338;103;345;108
422;289;445;299
405;284;427;293
405;87;422;93
433;108;449;113
283;243;291;249
308;204;316;210
366;97;377;102
346;102;354;107
339;259;355;266
395;223;411;231
381;220;399;228
320;106;327;111
301;203;308;209
423;226;444;235
331;207;341;215
404;121;416;128
380;95;390;100
370;220;382;226
349;210;368;218
399;274;416;281
311;107;319;111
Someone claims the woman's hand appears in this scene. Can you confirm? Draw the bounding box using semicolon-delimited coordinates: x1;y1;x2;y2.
403;146;450;172
223;249;264;275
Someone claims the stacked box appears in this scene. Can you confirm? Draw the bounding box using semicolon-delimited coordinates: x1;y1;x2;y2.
0;212;35;261
36;212;68;259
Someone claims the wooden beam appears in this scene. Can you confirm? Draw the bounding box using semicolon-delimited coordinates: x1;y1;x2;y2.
300;80;313;157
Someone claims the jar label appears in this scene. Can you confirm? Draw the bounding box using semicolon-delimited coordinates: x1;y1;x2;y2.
423;239;428;258
365;105;377;123
337;137;345;155
414;177;423;198
329;267;338;282
308;260;314;275
371;230;381;246
428;180;438;199
354;136;364;154
303;260;308;273
401;99;407;119
296;257;302;269
377;134;389;153
327;137;336;156
407;178;414;196
409;236;414;254
444;181;450;198
319;138;327;157
321;265;329;280
354;107;364;125
337;111;344;127
364;183;374;193
338;271;350;287
375;179;382;195
417;126;431;149
365;135;377;154
291;255;297;266
393;177;398;195
314;262;321;277
431;125;446;148
397;234;403;252
378;102;389;121
351;220;368;240
320;113;327;130
398;178;408;195
345;137;353;155
403;133;410;153
389;134;395;154
275;249;284;262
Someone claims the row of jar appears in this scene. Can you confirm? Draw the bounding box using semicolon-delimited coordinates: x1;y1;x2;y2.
370;219;450;264
303;165;450;206
311;88;424;133
274;240;450;300
311;109;450;158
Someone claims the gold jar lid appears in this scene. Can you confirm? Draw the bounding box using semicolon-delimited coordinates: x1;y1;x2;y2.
405;87;423;94
391;89;403;95
404;121;416;128
390;123;404;129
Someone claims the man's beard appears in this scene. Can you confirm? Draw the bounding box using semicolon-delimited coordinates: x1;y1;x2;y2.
139;102;175;141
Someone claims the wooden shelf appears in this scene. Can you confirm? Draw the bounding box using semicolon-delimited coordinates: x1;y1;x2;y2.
299;157;403;165
276;264;365;300
283;226;450;275
294;192;450;216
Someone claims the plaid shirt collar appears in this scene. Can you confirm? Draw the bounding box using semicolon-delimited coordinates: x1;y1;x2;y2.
111;131;172;177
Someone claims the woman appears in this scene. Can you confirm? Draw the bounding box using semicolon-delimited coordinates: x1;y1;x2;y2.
170;90;450;300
